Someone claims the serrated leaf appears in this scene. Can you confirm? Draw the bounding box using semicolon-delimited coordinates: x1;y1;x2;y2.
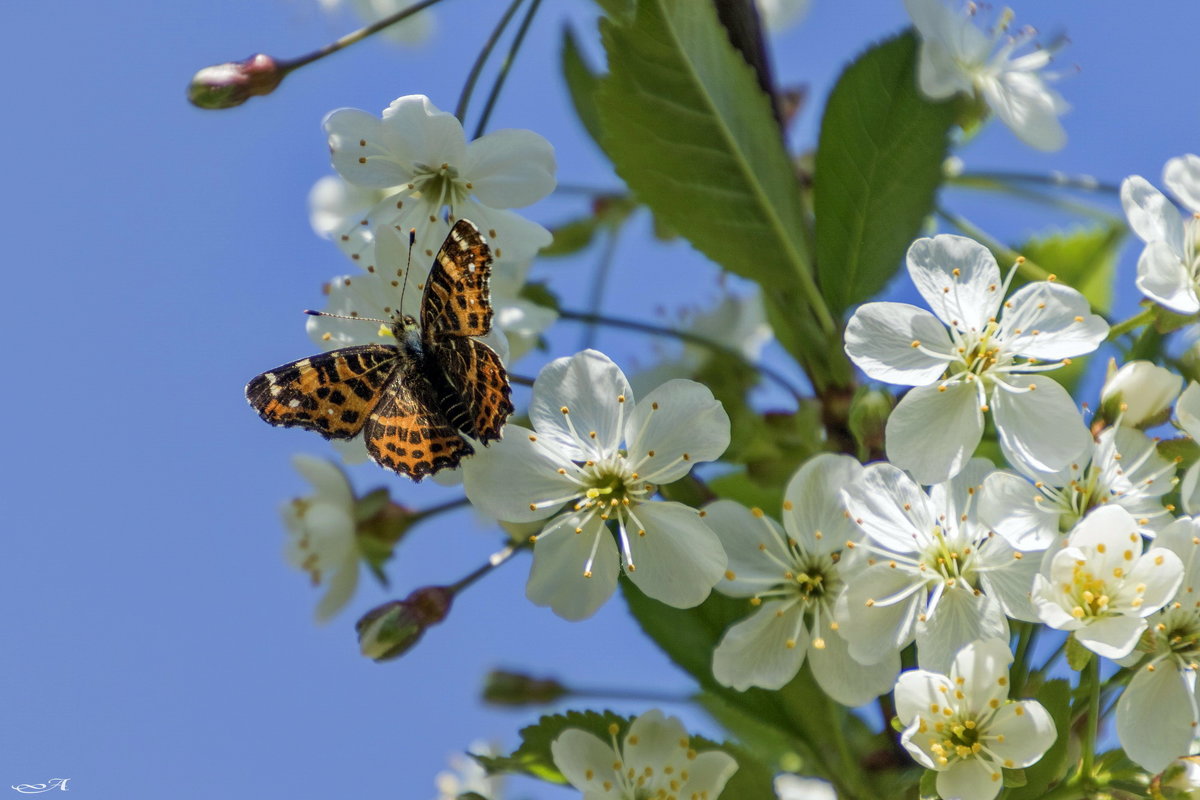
595;0;844;383
1006;679;1071;800
813;32;959;315
561;26;605;148
1016;222;1125;315
918;769;940;800
1065;635;1092;671
476;710;627;782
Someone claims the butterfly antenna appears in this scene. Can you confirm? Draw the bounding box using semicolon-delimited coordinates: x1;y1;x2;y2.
303;309;391;325
397;227;417;317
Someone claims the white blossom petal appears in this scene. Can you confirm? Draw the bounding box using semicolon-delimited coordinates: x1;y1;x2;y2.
842;463;933;553
885;381;984;485
992;375;1090;476
551;729;622;799
380;94;467;170
526;512;620;621
907;235;1003;332
999;281;1108;359
1117;663;1199;774
977;470;1059;551
978;69;1067;152
625;379;730;484
624;501;726;609
1122;174;1186;248
712;600;808;691
706;500;791;596
986;701;1058;768
464;129;556;208
916;588;1008;674
809;624;900;707
1076;615;1146;660
529;350;632;461
783;453;863;555
324;107;420;188
1136;239;1199;314
844;302;954;385
936;758;1003;800
1165;154;1200;214
836;563;923;662
461;425;577;523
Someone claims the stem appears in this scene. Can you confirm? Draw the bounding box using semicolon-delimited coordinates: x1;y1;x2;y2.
935;207;1051;282
949;176;1120;221
1011;621;1040;694
454;0;525;123
449;538;530;594
1107;306;1157;340
955;169;1121;196
822;690;874;800
470;0;543;140
1079;654;1101;783
556;307;807;403
411;496;471;523
580;226;621;350
276;0;445;73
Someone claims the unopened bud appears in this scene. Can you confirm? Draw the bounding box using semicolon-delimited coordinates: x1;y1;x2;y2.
848;387;893;455
355;488;419;568
188;54;284;109
482;670;568;706
355;585;453;662
1100;359;1182;428
1152;755;1200;800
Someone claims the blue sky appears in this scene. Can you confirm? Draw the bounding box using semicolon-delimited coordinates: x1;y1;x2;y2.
4;1;1200;798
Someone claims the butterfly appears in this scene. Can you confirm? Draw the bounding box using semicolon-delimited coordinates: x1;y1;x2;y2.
246;219;514;480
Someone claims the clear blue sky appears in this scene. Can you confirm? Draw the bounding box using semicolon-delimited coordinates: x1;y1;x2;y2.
4;1;1199;798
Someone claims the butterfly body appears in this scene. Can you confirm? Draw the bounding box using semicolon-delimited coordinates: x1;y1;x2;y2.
246;220;514;480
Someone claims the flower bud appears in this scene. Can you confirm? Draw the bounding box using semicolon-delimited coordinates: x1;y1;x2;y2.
482;670;568;707
188;54;283;110
354;488;419;568
1100;359;1182;428
1152;756;1200;800
355;586;453;662
848;387;893;456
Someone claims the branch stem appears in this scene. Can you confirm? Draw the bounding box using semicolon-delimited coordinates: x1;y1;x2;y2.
454;0;525;123
277;0;444;73
470;0;543;139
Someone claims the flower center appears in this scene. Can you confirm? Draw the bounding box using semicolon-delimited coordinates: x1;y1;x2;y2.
1067;564;1113;619
1151;606;1200;665
920;526;978;587
411;161;468;209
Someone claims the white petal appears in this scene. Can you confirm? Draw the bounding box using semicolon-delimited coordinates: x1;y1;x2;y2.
464;129;557;208
886;381;984;486
987;701;1057;768
1117;662;1198;773
928;457;993;524
894;669;955;725
526;512;620;620
314;552;360;623
529;350;632;461
1155;517;1200;593
624;502;727;608
625;379;730;484
551;729;621;796
949;638;1014;711
1031;573;1082;631
809;624;900;707
291;454;354;508
704;500;791;596
977;470;1059;551
1136;239;1200;314
461;425;577;523
1124;547;1184;615
1177;382;1200;441
324;107;418;188
680;750;739;798
937;757;1003;800
379;94;467;169
976;536;1042;623
915;588;1008;674
999;281;1108;359
1076;615;1145;659
1122;175;1186;248
979;70;1067;152
1068;505;1140;574
623;710;688;775
841;462;933;553
907;235;1003;332
844;302;954;385
992;375;1090;475
1165;154;1200;213
774;775;837;800
308;175;379;239
457;203;553;263
712;601;808;691
836;563;924;662
783;453;864;555
1183;462;1200;517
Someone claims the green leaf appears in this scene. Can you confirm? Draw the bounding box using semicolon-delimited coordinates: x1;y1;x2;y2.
918;769;939;800
541;215;602;257
595;0;844;383
1065;635;1092;671
813;32;959;315
1015;222;1125;314
1159;436;1200;467
1006;679;1071;800
561;26;605;148
476;710;626;781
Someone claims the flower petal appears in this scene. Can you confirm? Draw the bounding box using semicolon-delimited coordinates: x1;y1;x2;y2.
680;751;739;799
704;500;791;596
625;379;730;484
949;638;1014;713
461;424;578;523
712;600;808;690
379;94;467;169
551;729;621;797
977;470;1059;551
894;669;955;725
529;350;632;461
464;129;557;208
835;563;924;662
916;588;1008;674
809;625;900;707
907;235;1003;332
624;501;726;608
526;511;620;620
457;203;553;263
936;758;1003;800
975;536;1042;623
783;453;865;555
992;375;1090;475
623;710;688;775
1165;154;1200;213
844;302;954;385
1117;662;1198;773
987;701;1057;768
1121;174;1185;248
1123;547;1183;615
841;462;934;553
979;69;1067;152
1136;239;1199;314
324;107;419;188
886;381;984;486
1076;615;1146;659
292;454;354;507
999;281;1108;360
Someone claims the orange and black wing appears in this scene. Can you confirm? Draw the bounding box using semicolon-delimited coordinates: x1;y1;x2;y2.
362;361;474;480
246;345;401;440
421;218;493;338
432;338;514;444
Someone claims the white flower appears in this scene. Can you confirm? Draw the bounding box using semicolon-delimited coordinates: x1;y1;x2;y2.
844;234;1107;484
1174;382;1200;515
977;424;1177;551
323;94;555;266
1121;154;1200;314
282;455;360;622
904;0;1068;151
774;774;835;800
1032;504;1183;659
434;741;503;800
1101;359;1183;427
550;710;738;800
894;639;1057;800
318;0;434;45
837;459;1041;673
1116;517;1200;773
462;350;730;620
1157;757;1200;798
707;454;900;704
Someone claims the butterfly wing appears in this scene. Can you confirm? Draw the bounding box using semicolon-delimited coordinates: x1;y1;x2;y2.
246;345;401;439
419;219;514;443
363;359;474;480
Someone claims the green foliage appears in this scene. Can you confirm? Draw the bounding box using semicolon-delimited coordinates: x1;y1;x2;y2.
1007;679;1072;800
1159;436;1200;466
594;0;846;384
813;33;959;315
560;26;604;148
475;709;627;782
918;769;940;800
1066;634;1092;671
1015;222;1125;314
